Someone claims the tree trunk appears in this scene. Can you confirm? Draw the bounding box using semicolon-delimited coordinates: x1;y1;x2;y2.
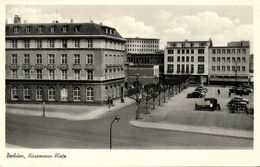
136;102;140;120
163;91;166;103
153;97;155;109
158;92;161;106
145;99;148;113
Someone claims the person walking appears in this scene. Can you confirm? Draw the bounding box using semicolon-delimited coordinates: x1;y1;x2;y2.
217;89;220;95
229;91;231;97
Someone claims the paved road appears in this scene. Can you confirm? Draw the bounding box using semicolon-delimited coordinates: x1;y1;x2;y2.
6;102;253;149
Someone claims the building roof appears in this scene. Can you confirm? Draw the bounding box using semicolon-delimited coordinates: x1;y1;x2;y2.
167;40;210;43
6;22;125;40
126;37;160;41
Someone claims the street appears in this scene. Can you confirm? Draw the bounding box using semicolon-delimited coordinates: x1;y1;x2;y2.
6;102;253;149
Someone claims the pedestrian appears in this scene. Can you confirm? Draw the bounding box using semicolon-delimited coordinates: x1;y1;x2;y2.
217;89;220;95
228;91;231;97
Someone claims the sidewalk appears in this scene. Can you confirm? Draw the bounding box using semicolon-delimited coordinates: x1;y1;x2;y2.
6;97;135;120
130;120;253;139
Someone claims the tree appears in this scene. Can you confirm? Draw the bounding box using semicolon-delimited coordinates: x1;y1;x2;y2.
156;83;163;106
143;83;154;113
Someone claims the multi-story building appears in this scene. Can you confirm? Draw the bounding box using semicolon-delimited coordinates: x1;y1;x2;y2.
164;40;211;84
209;41;250;85
125;37;160;54
5;16;126;104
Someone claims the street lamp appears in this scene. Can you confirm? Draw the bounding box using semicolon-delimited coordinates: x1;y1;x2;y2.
110;115;120;149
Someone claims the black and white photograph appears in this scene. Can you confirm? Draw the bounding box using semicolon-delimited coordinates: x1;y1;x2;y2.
2;0;260;166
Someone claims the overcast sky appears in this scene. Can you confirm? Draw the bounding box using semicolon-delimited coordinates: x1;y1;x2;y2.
6;5;253;50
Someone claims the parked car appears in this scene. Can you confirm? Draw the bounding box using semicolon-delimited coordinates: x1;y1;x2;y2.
195;87;207;94
229;86;238;93
233;96;249;104
235;88;250;95
187;91;204;98
227;99;247;107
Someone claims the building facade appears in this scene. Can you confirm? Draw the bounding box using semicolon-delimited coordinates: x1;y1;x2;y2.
5;17;126;104
125;37;160;54
208;41;250;85
164;40;211;84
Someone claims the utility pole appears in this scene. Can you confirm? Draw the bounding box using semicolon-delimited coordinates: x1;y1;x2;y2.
110;115;120;149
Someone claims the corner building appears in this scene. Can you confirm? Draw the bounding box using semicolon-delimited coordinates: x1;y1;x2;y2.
164;40;211;84
5;20;126;104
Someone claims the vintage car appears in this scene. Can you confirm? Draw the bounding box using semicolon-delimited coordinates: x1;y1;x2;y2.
187;91;204;98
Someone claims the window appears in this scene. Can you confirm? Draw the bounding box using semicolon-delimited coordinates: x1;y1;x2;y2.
177;50;180;54
237;66;240;71
191;56;194;62
11;87;18;100
167;64;174;73
182;56;185;62
186;64;189;73
198;49;204;54
23;87;30;100
61;88;68;101
237;57;241;63
36;54;42;64
191;49;194;54
227;66;230;71
87;70;93;80
197;65;204;73
74;40;80;48
212;49;216;54
222;49;225;54
48;87;55;101
62;26;68;32
12;54;17;64
62;40;67;48
217;49;221;54
212;57;215;62
232;66;236;71
168;49;174;54
242;49;246;54
61;54;67;64
242;66;246;72
87;54;93;64
177;56;180;62
105;69;108;79
227;57;230;63
86;87;94;101
177;64;180;73
191;64;194;73
87;40;93;48
242;57;246;63
37;26;43;33
74;54;80;64
186;56;189;62
217;66;220;71
12;70;18;79
186;49;189;54
74;70;80;80
181;65;185;73
12;40;17;48
168;56;174;62
49;70;55;79
61;70;67;79
232;57;235;63
36;40;42;48
24;70;30;79
237;49;241;54
36;87;43;101
227;49;231;54
73;87;81;101
50;26;55;33
182;49;185;54
75;26;80;32
232;49;236;54
24;54;30;64
222;57;225;62
24;40;30;48
36;70;42;79
198;56;204;62
212;66;215;71
49;40;55;48
13;27;18;33
48;54;55;64
217;57;220;62
222;66;225;71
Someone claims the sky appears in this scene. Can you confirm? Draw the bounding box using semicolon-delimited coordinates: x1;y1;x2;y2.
6;5;253;50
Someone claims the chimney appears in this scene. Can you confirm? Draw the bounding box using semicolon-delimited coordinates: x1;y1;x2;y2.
70;19;73;23
56;21;58;23
14;15;21;24
100;22;102;25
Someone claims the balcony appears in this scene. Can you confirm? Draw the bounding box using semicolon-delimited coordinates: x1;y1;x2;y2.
72;64;81;70
22;64;32;70
47;64;56;70
34;64;44;70
106;64;123;68
85;64;94;70
10;64;20;70
59;64;68;70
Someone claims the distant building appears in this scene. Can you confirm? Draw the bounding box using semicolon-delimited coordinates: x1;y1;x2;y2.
5;16;126;104
164;40;211;84
208;41;250;85
125;37;160;54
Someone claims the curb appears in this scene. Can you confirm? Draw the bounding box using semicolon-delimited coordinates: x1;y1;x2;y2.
130;120;253;139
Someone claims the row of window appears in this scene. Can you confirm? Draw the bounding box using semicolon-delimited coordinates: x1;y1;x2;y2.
211;48;247;54
127;44;159;48
167;49;205;55
105;68;124;79
168;42;207;48
167;56;204;63
11;69;94;80
104;54;124;65
11;39;93;49
127;48;159;52
211;57;246;63
167;64;205;73
104;84;122;100
127;40;159;44
11;54;93;65
11;86;94;101
127;57;162;64
211;66;246;72
12;25;82;33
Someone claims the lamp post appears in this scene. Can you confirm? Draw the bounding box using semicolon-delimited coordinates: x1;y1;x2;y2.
110;115;120;149
42;101;46;117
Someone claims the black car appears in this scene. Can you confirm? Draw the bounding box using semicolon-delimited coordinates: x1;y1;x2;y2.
187;91;204;98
